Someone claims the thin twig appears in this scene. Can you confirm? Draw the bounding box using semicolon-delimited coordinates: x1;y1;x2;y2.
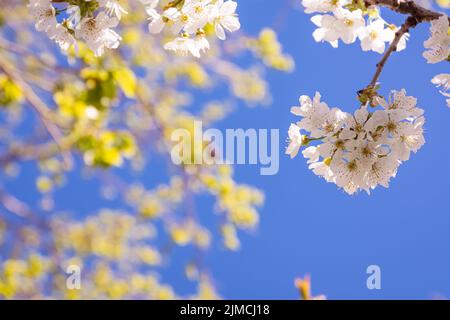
0;142;60;167
0;54;73;169
0;36;79;75
0;188;33;218
360;0;449;93
368;16;418;88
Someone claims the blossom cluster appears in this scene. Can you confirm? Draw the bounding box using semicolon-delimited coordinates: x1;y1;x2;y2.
29;0;124;56
28;0;240;58
303;0;408;54
423;14;449;107
142;0;240;58
286;90;425;194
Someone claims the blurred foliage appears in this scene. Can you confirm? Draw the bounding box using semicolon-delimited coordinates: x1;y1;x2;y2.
0;0;293;299
436;0;450;8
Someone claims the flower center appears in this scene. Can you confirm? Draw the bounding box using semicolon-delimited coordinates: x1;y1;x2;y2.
84;19;98;33
354;123;363;133
361;146;372;157
195;6;203;14
347;160;357;172
181;14;189;23
386;121;397;132
344;19;354;27
44;8;54;18
335;139;345;149
324;123;334;133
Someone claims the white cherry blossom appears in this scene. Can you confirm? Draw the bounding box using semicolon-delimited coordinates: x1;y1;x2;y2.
164;36;198;57
211;0;240;40
99;0;128;20
28;0;57;32
286;124;303;159
311;14;339;48
432;74;450;107
423;15;450;63
76;12;122;57
47;24;77;51
359;19;393;54
302;0;351;14
334;9;365;45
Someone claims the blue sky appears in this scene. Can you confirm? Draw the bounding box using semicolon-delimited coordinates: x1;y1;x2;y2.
198;0;450;299
3;0;450;300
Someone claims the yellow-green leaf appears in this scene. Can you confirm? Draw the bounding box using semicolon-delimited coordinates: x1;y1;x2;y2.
113;67;137;98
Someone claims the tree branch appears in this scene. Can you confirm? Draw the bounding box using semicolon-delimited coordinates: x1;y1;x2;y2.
368;16;418;88
0;142;61;167
0;188;33;218
361;0;449;96
365;0;449;22
0;54;73;170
